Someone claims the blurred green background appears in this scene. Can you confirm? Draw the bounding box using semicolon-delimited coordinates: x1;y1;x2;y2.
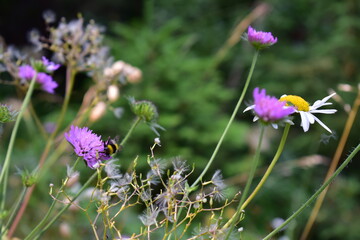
1;0;360;239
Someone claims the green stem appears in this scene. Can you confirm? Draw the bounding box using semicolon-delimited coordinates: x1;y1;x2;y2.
50;66;76;139
0;73;37;225
2;187;26;236
223;124;266;237
167;50;260;239
191;50;259;188
7;67;76;238
263;142;360;240
238;124;265;206
34;170;98;240
24;158;81;240
241;123;290;210
224;124;290;239
120;117;141;146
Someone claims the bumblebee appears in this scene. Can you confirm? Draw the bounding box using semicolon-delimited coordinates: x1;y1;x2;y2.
103;137;121;157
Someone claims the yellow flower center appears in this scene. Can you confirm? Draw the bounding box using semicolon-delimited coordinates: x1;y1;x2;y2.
279;95;310;112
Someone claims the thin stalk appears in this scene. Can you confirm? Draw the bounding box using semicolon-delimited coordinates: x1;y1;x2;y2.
2;188;26;236
24;158;81;240
168;50;260;239
241;123;291;210
300;88;360;240
223;124;266;238
120;117;141;146
7;66;76;238
0;73;37;232
0;73;37;185
191;50;259;188
263;142;360;240
34;170;99;240
237;125;266;207
28;102;48;139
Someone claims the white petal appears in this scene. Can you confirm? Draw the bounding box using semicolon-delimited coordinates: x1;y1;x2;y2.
244;105;255;113
305;112;315;124
311;93;336;110
253;116;259;122
312;115;332;133
310;109;337;114
271;123;278;129
299;111;310;132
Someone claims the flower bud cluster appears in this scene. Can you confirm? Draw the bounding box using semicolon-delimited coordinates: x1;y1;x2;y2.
103;60;142;84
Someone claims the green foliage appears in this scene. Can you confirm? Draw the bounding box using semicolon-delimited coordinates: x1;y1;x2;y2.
106;18;249;170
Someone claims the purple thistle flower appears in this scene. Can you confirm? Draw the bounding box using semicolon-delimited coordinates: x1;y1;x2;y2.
42;56;60;72
65;126;112;169
253;88;294;122
18;65;36;80
36;72;58;94
244;88;295;128
247;26;277;50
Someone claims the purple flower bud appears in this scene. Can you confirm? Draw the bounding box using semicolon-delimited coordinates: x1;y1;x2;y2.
247;26;277;50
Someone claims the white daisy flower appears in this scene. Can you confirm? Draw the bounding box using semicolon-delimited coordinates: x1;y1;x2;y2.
279;93;337;133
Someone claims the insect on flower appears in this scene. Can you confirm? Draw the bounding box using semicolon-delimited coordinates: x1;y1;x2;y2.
103;137;121;158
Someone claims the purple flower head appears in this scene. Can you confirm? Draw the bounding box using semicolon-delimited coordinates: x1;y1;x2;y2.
65;126;112;169
247;26;277;50
252;88;295;123
42;56;60;72
36;73;58;94
18;65;36;80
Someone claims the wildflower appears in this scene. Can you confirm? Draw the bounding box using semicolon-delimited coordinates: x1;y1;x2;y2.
18;60;59;94
244;88;295;129
247;26;278;50
279;93;337;133
42;56;60;72
18;65;36;80
64;125;111;169
36;72;58;94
